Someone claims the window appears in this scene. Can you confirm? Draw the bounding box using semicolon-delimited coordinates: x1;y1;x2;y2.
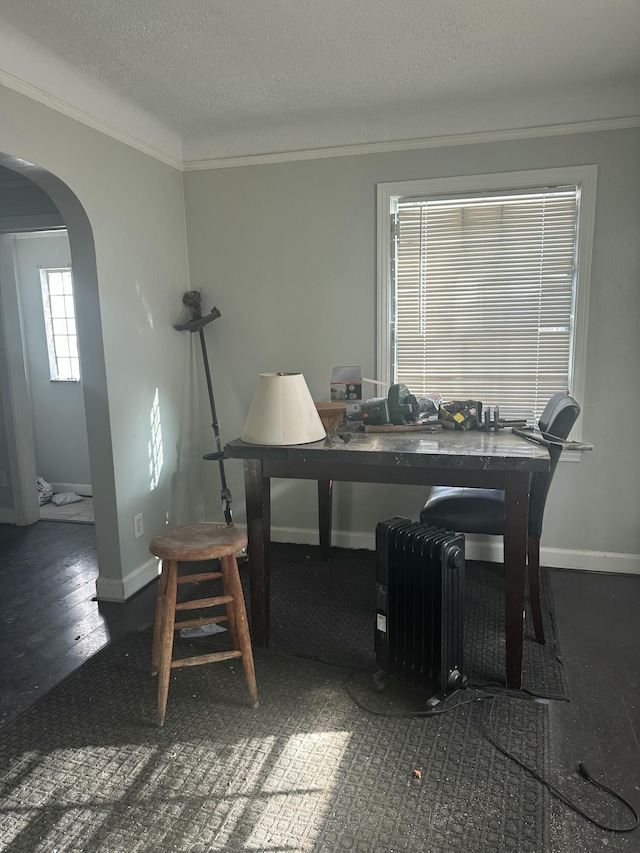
377;167;596;425
39;267;80;381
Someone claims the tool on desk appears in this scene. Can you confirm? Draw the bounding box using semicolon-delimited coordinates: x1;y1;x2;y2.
480;405;528;432
512;426;594;452
348;383;439;427
438;399;483;430
344;384;553;441
173;290;233;525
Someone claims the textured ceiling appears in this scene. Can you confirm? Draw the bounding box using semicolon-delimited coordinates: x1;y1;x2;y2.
1;0;639;162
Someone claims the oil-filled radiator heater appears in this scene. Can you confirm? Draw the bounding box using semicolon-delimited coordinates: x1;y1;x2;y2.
375;517;466;707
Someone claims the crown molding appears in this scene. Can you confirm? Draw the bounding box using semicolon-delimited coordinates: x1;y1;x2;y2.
184;116;640;171
3;67;639;173
0;70;183;171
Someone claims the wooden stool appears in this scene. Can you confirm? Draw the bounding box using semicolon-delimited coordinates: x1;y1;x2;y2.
149;523;258;727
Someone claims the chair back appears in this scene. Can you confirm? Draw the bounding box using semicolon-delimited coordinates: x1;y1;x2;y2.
529;393;581;538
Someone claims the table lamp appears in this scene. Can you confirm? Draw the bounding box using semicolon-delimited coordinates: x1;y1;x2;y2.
241;372;327;445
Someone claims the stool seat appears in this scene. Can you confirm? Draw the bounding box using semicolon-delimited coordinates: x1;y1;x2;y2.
149;522;258;726
150;523;247;562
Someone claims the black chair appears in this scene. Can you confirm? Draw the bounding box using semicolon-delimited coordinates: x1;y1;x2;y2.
420;393;580;644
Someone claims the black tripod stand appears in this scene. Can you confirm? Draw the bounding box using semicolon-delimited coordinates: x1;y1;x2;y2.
174;290;233;525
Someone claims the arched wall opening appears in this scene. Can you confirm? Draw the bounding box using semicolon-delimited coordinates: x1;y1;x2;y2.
0;151;122;587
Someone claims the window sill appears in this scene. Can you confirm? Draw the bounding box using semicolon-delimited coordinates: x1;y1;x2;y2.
561;448;592;463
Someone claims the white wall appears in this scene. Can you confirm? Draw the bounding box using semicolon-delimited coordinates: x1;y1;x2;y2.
0;85;200;599
14;231;91;489
183;127;640;573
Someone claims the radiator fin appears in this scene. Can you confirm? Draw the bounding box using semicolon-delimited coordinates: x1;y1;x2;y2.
375;516;465;705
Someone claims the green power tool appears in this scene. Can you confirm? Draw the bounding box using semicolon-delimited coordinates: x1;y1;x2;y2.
354;383;420;426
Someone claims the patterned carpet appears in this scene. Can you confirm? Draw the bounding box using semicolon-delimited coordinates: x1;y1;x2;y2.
0;634;549;852
0;544;564;852
261;543;568;701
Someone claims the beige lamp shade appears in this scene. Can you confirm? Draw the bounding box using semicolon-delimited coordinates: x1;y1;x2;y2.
241;372;327;445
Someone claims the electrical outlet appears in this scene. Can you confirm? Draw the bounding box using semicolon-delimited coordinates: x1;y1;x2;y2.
0;470;6;488
134;513;144;539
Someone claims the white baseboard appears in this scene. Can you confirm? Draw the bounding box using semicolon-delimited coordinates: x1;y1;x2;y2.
457;536;640;574
94;525;640;602
269;526;640;575
538;546;640;575
95;556;160;602
271;525;375;552
51;482;93;496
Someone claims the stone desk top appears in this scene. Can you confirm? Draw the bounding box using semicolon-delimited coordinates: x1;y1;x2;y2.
225;428;550;473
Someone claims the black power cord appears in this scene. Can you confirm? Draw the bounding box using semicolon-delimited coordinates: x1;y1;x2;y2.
344;668;494;717
344;667;638;834
484;697;638;834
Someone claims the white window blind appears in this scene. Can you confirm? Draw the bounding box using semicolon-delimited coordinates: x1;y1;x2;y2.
392;186;580;421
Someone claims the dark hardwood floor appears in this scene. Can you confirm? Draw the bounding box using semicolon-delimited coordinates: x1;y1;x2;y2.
0;520;157;724
0;520;638;850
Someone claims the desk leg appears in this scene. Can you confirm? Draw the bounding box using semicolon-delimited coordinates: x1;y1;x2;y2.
244;459;270;647
318;479;333;560
503;470;529;690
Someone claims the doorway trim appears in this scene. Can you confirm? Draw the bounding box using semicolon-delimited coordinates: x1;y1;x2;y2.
0;151;123;587
0;233;39;524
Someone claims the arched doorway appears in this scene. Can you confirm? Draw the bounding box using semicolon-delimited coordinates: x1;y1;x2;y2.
0;151;119;586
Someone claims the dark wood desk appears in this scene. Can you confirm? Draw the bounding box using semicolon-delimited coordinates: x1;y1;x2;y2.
225;430;550;689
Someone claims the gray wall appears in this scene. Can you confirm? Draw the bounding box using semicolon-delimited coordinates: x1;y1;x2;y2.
14;231;91;489
184;127;640;571
0;292;10;508
1;79;638;587
0;164;63;228
1;85;197;599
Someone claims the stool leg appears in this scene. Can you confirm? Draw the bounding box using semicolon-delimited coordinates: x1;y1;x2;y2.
157;559;178;727
151;561;170;675
222;561;239;650
220;554;259;709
